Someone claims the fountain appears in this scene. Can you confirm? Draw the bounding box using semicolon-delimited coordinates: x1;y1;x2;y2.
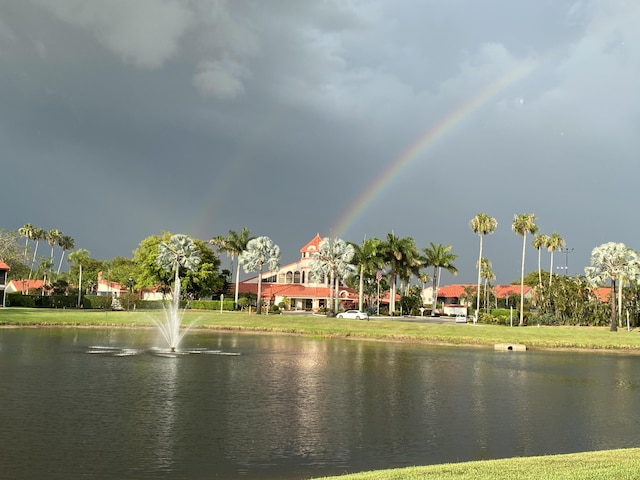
154;234;201;353
85;234;240;357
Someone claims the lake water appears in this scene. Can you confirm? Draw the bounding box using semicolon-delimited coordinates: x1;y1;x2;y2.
1;327;639;479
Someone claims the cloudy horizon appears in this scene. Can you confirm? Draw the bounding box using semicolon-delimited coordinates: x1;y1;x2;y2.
2;0;639;285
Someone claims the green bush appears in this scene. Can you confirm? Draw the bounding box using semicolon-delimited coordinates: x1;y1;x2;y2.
35;295;77;308
6;293;36;308
189;299;234;310
82;295;115;310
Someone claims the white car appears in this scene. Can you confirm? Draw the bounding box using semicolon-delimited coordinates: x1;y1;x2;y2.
337;310;369;320
455;314;468;323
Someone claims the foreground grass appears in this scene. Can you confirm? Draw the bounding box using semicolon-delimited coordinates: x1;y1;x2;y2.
1;307;640;352
311;448;640;479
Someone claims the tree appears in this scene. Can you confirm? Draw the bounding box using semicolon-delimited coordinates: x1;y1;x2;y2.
512;213;538;326
379;233;421;315
585;242;640;331
532;233;550;290
470;213;497;322
240;236;280;315
18;223;34;263
310;237;356;316
28;227;45;279
68;248;91;307
422;242;458;315
547;232;565;288
46;229;62;265
56;235;75;275
157;234;202;295
133;232;222;299
0;229;29;279
210;228;254;309
480;257;496;310
350;237;384;312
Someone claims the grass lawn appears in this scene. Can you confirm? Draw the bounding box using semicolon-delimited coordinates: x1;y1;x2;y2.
2;307;640;352
311;448;640;479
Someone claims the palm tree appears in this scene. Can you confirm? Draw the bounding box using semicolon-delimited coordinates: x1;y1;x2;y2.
470;213;497;322
69;248;90;307
350;237;383;312
157;234;202;291
46;229;62;266
18;223;34;263
547;232;565;288
211;228;254;308
480;257;496;310
56;235;75;275
310;238;356;316
532;233;550;289
240;236;280;315
512;213;538;326
422;242;458;315
585;242;640;331
380;233;421;315
29;227;45;279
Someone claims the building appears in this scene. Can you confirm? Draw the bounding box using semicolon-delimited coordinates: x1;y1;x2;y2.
5;279;45;295
238;234;357;311
0;260;9;307
423;283;533;312
96;272;128;297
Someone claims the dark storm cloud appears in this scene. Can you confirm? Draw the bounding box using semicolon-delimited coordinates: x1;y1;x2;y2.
2;0;640;283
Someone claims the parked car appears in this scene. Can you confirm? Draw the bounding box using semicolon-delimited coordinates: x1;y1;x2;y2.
455;313;468;323
337;310;369;320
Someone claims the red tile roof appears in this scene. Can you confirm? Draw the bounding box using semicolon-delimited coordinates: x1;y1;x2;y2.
435;284;475;299
436;283;531;299
7;279;44;292
592;287;611;302
300;233;322;254
495;284;531;298
0;260;10;270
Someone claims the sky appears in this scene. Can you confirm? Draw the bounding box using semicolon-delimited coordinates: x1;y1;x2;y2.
2;0;640;285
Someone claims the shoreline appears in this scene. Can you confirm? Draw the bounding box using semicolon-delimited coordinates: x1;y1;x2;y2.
4;320;640;355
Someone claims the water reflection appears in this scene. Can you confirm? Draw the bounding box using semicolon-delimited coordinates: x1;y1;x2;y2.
1;328;640;480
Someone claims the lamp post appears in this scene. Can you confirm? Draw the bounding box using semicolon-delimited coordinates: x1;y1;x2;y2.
558;248;574;275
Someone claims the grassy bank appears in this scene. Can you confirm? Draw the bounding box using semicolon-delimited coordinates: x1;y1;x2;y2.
312;448;640;479
1;307;640;352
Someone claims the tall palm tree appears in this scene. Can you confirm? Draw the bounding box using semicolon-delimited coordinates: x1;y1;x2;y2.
380;233;421;315
211;228;254;308
422;242;458;315
531;233;550;289
480;257;496;310
69;248;90;307
547;232;565;288
56;235;75;275
512;213;538;326
470;213;497;322
350;237;383;312
46;229;62;266
240;236;280;315
18;223;34;263
29;227;45;279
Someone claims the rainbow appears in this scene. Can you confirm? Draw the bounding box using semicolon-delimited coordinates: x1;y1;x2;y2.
330;59;537;238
